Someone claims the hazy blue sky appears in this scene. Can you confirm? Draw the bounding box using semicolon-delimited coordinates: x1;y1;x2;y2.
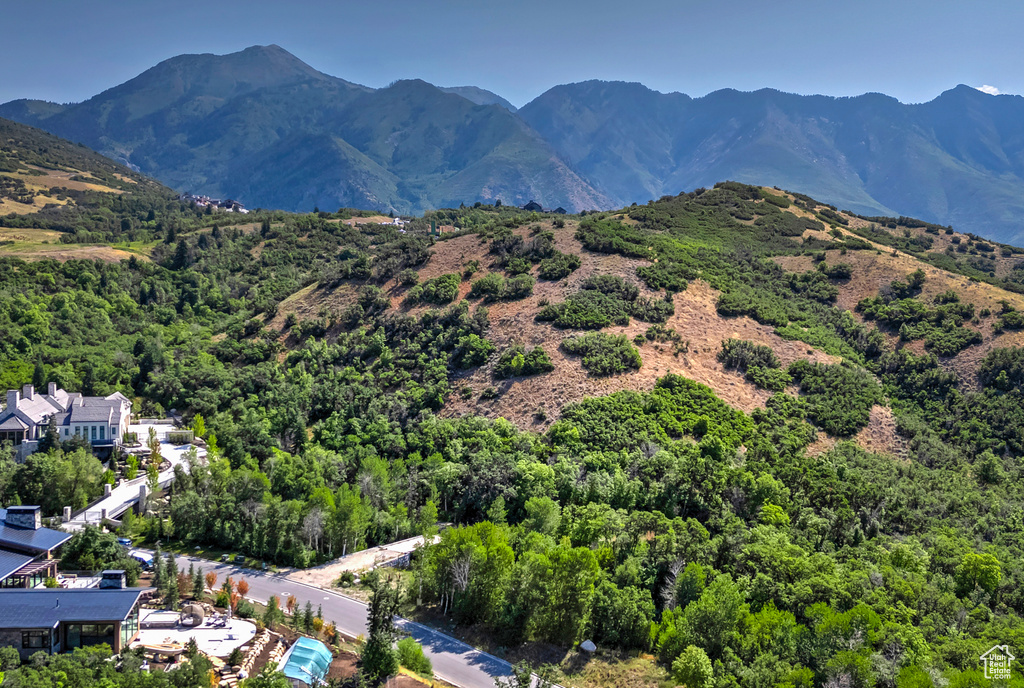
3;0;1022;107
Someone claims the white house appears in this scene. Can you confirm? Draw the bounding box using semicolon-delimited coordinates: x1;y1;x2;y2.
0;384;132;461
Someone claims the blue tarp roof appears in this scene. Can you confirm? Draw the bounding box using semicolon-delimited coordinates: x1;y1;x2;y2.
281;636;332;686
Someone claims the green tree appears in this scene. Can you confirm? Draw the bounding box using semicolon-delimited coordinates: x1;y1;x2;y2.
362;574;401;682
263;595;285;629
303;600;314;633
396;637;433;677
241;664;291;688
588;580;654;650
673;646;713;688
153;543;165;593
523;496;561;536
955;552;1001;595
193;565;205;600
535;543;599;645
166;552;179;606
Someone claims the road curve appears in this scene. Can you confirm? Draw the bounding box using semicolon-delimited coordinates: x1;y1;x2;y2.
151;551;514;688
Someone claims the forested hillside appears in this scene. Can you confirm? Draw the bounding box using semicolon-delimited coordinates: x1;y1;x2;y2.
2;121;1024;688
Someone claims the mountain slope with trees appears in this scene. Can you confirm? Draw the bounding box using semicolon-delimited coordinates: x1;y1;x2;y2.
3;117;1024;688
520;81;1024;245
9;48;1024;244
0;45;608;215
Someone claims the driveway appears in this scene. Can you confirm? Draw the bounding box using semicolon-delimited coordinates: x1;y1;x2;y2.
65;423;204;529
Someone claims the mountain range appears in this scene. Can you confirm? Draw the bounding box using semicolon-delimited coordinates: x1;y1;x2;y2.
4;45;1024;244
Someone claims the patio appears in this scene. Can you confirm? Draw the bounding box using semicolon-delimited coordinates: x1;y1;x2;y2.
133;608;257;658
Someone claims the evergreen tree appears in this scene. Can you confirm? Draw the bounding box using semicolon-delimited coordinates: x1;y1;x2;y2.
32;360;45;389
193;565;205;600
263;595;284;629
187;562;196;595
152;543;165;593
174;239;190;269
361;575;400;682
37;415;60;454
165;552;179;607
303;601;314;633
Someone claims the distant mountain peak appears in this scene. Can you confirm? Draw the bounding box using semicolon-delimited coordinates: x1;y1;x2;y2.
439;86;517;112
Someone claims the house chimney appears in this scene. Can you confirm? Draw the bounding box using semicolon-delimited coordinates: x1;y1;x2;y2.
6;389;19;411
22;384;34;400
5;506;41;530
48;382;57;397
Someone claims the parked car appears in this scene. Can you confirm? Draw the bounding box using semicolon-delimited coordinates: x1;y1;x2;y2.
117;537;133;547
128;550;153;570
221;554;230;563
234;555;246;566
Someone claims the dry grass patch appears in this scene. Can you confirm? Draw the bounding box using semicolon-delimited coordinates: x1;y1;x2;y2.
0;244;141;263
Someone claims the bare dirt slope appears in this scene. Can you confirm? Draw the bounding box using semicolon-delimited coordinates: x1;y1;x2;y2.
270;207;1024;458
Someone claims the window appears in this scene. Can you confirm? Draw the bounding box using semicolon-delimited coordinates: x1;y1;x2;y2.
99;426;105;440
64;429;69;436
22;630;50;649
121;604;139;648
91;426;97;441
65;623;114;649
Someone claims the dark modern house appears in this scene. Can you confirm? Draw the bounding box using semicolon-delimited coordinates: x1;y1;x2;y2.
0;506;70;589
0;587;144;660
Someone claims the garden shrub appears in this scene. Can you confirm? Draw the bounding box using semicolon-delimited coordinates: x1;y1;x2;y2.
397;637;433;676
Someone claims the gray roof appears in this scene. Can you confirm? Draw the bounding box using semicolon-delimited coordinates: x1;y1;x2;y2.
0;550;34;580
0;510;72;554
69;404;113;423
0;589;145;628
0;416;28;431
0;394;62;426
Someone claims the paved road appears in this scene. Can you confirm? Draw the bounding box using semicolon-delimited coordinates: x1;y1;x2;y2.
151;551;513;688
66;424;203;529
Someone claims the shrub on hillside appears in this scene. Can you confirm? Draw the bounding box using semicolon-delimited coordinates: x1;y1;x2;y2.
537;274;672;328
788;360;880;437
469;273;534;301
561;333;642;376
415;273;461;304
494;345;554;378
718;339;781;372
818;262;853;280
452;334;495;369
537;251;581;280
397;268;419;286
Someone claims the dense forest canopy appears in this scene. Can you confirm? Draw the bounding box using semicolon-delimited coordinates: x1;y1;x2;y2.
1;124;1024;688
